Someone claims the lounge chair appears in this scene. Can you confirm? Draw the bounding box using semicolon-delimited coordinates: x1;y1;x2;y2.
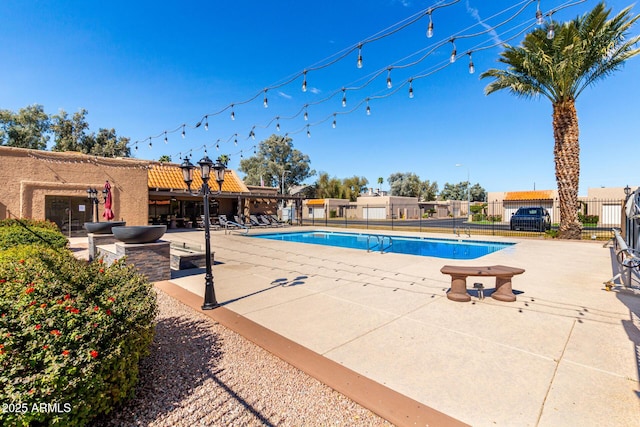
270;214;290;227
249;215;267;228
257;214;275;227
218;215;238;229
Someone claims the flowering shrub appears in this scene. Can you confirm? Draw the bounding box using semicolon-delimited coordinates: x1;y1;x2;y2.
0;219;68;251
0;244;157;426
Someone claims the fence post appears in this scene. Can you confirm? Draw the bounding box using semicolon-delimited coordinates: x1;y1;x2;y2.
419;207;422;232
344;206;347;228
366;204;369;230
391;203;394;230
325;206;328;227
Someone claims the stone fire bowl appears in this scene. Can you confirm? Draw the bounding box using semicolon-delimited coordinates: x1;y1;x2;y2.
84;221;126;234
112;225;167;244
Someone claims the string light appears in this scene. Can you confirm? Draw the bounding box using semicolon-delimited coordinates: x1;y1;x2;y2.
450;39;457;63
204;116;209;131
304;105;309;121
249;128;256;139
234;134;238;145
332;114;337;128
302;71;307;92
137;0;589;162
148;139;152;148
386;68;392;89
306;125;311;138
263;89;268;108
181;125;186;139
366;99;371;115
547;20;555;39
426;9;434;38
164;131;168;144
357;44;363;68
342;88;347;107
536;1;544;25
276;117;281;131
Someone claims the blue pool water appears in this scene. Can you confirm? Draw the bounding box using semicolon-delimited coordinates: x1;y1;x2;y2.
250;231;514;260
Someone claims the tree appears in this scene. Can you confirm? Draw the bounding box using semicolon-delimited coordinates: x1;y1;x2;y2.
439;182;468;201
377;177;384;192
388;172;438;200
51;109;91;153
343;176;368;201
470;183;486;202
239;134;315;192
481;3;639;238
87;128;131;157
0;104;50;149
218;154;230;166
158;155;172;162
315;172;345;199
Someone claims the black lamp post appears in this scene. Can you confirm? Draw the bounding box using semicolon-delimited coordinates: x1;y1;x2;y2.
624;185;631;198
86;187;108;222
181;155;226;310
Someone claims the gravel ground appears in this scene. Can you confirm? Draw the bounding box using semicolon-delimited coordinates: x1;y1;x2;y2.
92;289;393;427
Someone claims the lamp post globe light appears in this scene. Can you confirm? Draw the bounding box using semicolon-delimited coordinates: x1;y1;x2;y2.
180;155;226;310
86;187;109;222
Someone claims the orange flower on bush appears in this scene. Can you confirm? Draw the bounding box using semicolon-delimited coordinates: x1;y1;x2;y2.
50;329;61;336
99;268;104;273
108;297;115;302
19;259;25;264
25;287;35;294
90;350;98;358
94;306;99;311
35;324;41;330
40;303;47;308
42;345;48;350
64;294;71;300
62;350;70;357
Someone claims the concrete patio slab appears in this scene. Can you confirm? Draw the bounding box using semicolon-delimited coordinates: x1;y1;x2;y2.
133;227;639;426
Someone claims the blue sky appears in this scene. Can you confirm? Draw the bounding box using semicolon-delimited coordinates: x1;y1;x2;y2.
1;0;638;195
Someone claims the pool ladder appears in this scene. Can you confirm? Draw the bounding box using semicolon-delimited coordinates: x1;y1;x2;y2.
367;235;393;254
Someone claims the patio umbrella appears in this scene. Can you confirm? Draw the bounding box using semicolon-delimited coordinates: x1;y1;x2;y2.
102;180;115;220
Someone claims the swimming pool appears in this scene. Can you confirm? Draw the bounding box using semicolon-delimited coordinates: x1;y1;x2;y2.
250;231;514;260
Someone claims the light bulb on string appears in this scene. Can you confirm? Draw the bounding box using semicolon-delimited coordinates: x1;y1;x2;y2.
276;117;281;131
366;99;371;116
249;129;256;140
332;114;337;128
148;139;152;149
302;71;307;92
230;105;235;120
306;125;311;138
356;44;363;68
426;10;433;38
204;116;209;131
181;125;186;138
304;106;309;121
215;140;220;150
408;79;414;98
342;88;347;107
450;39;457;63
164;132;168;144
135;143;138;151
240;150;243;159
386;69;392;89
536;1;544;25
547;22;555;39
263;89;268;108
234;134;238;146
467;52;475;74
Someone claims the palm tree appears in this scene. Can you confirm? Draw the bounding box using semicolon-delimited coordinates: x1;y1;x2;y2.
377;177;384;193
481;3;639;239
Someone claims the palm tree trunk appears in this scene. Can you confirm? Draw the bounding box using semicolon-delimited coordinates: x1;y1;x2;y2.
552;99;582;239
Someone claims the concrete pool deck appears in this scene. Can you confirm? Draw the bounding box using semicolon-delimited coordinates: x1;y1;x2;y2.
108;227;640;426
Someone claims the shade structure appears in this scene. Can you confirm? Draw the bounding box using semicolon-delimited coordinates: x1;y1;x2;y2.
102;180;115;220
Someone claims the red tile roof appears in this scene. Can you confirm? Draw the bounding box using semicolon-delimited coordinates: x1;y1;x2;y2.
148;164;249;193
504;190;554;201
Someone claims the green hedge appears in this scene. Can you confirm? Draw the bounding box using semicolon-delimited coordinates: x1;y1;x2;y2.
0;220;68;251
0;244;157;425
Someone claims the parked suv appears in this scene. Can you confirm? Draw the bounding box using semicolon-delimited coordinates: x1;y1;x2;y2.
510;207;551;232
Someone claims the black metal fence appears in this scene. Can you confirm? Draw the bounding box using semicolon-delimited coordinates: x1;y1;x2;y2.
300;198;626;240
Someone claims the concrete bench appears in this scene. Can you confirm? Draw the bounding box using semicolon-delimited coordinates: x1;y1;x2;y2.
440;265;525;302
